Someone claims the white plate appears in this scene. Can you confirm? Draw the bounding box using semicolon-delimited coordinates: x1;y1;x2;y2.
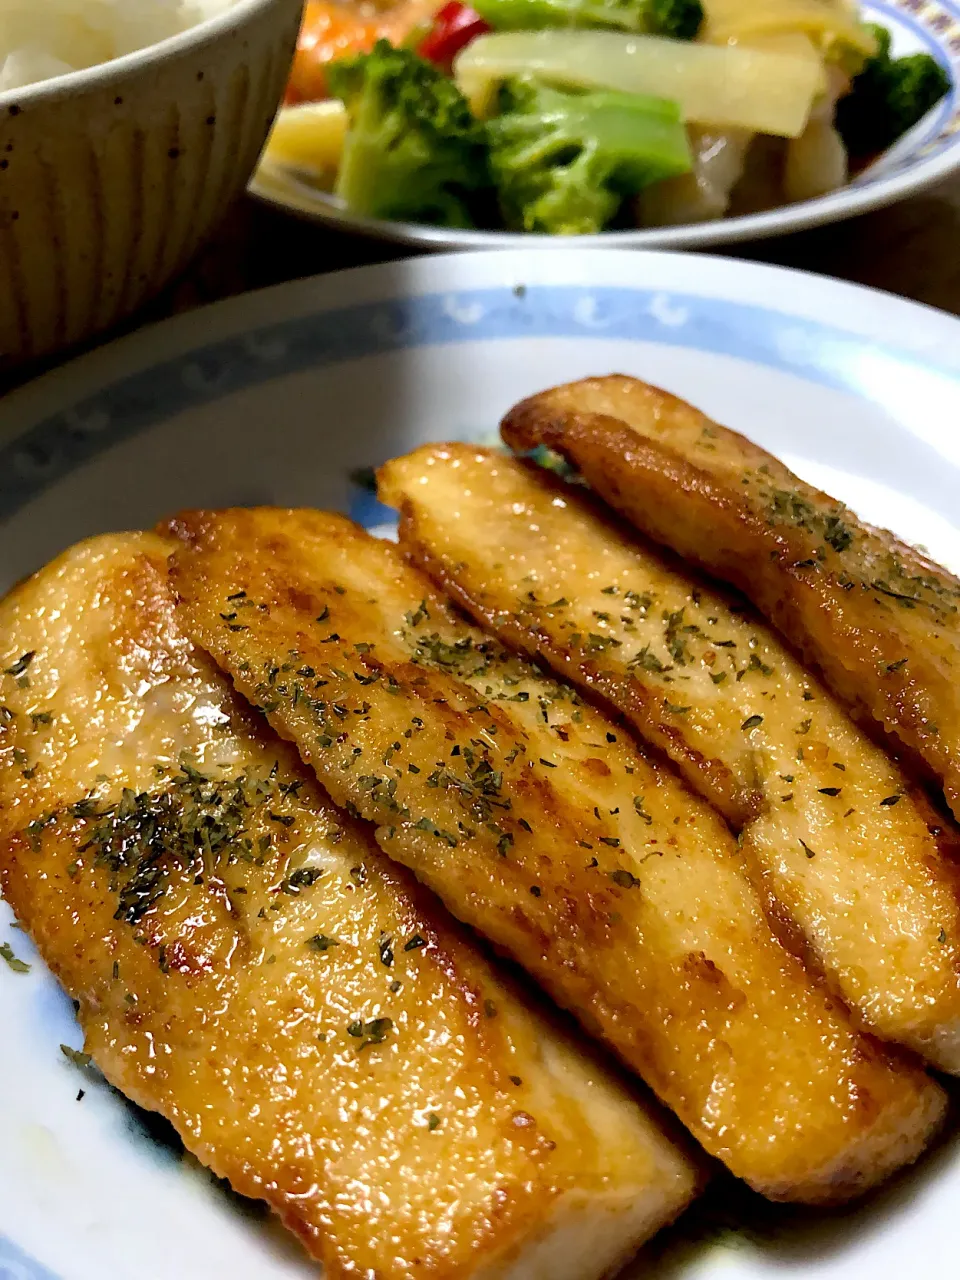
2;248;960;1279
248;0;960;249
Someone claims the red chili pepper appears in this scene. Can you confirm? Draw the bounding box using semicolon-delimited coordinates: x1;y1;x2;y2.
418;2;491;73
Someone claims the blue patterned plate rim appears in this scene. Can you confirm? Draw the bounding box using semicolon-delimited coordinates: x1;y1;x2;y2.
3;248;960;523
1;248;959;530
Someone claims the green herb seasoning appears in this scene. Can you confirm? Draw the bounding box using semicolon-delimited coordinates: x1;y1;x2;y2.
629;646;665;674
663;610;689;665
306;934;340;952
60;1044;92;1068
0;941;30;973
346;1016;394;1050
405;600;430;627
632;796;653;825
760;487;853;553
281;867;324;895
4;651;35;677
25;811;56;851
66;758;298;925
609;869;639;889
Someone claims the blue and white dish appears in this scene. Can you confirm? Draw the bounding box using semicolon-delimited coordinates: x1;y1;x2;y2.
249;0;960;249
2;247;960;1277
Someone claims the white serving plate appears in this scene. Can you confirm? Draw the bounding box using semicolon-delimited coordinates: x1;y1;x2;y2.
1;248;960;1279
249;0;960;249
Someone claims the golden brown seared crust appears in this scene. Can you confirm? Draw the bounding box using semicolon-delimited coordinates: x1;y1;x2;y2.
164;506;947;1205
378;444;960;1073
0;533;699;1280
501;374;960;824
0;530;198;842
380;446;762;828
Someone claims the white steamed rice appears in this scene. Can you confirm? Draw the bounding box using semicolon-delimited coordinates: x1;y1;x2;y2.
0;0;236;91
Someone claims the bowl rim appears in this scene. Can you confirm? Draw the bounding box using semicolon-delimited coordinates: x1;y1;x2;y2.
0;0;296;109
249;121;960;249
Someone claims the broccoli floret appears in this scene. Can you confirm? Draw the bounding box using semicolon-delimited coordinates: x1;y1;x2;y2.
327;41;489;227
868;22;893;62
471;0;702;39
835;22;950;156
487;77;692;234
647;0;702;39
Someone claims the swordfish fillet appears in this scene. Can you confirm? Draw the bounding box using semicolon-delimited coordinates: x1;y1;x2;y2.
501;374;960;823
0;532;700;1280
379;444;960;1072
165;506;946;1205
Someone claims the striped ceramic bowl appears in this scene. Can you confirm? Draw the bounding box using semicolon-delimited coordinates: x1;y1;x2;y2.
0;0;303;369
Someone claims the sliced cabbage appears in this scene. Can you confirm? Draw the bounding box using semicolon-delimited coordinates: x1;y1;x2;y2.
702;0;877;68
455;30;825;136
783;117;848;201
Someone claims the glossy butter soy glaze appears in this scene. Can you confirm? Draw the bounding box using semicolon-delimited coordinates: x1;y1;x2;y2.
502;374;960;827
166;505;947;1205
379;443;960;1072
0;532;698;1280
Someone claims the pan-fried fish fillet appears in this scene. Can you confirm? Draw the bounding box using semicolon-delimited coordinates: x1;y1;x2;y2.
378;444;960;1072
501;374;960;823
0;532;699;1280
165;506;946;1205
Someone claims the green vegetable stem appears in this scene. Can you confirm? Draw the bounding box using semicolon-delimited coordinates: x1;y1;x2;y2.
470;0;703;40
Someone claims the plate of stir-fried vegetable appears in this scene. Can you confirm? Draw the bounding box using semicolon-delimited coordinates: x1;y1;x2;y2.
249;0;959;243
